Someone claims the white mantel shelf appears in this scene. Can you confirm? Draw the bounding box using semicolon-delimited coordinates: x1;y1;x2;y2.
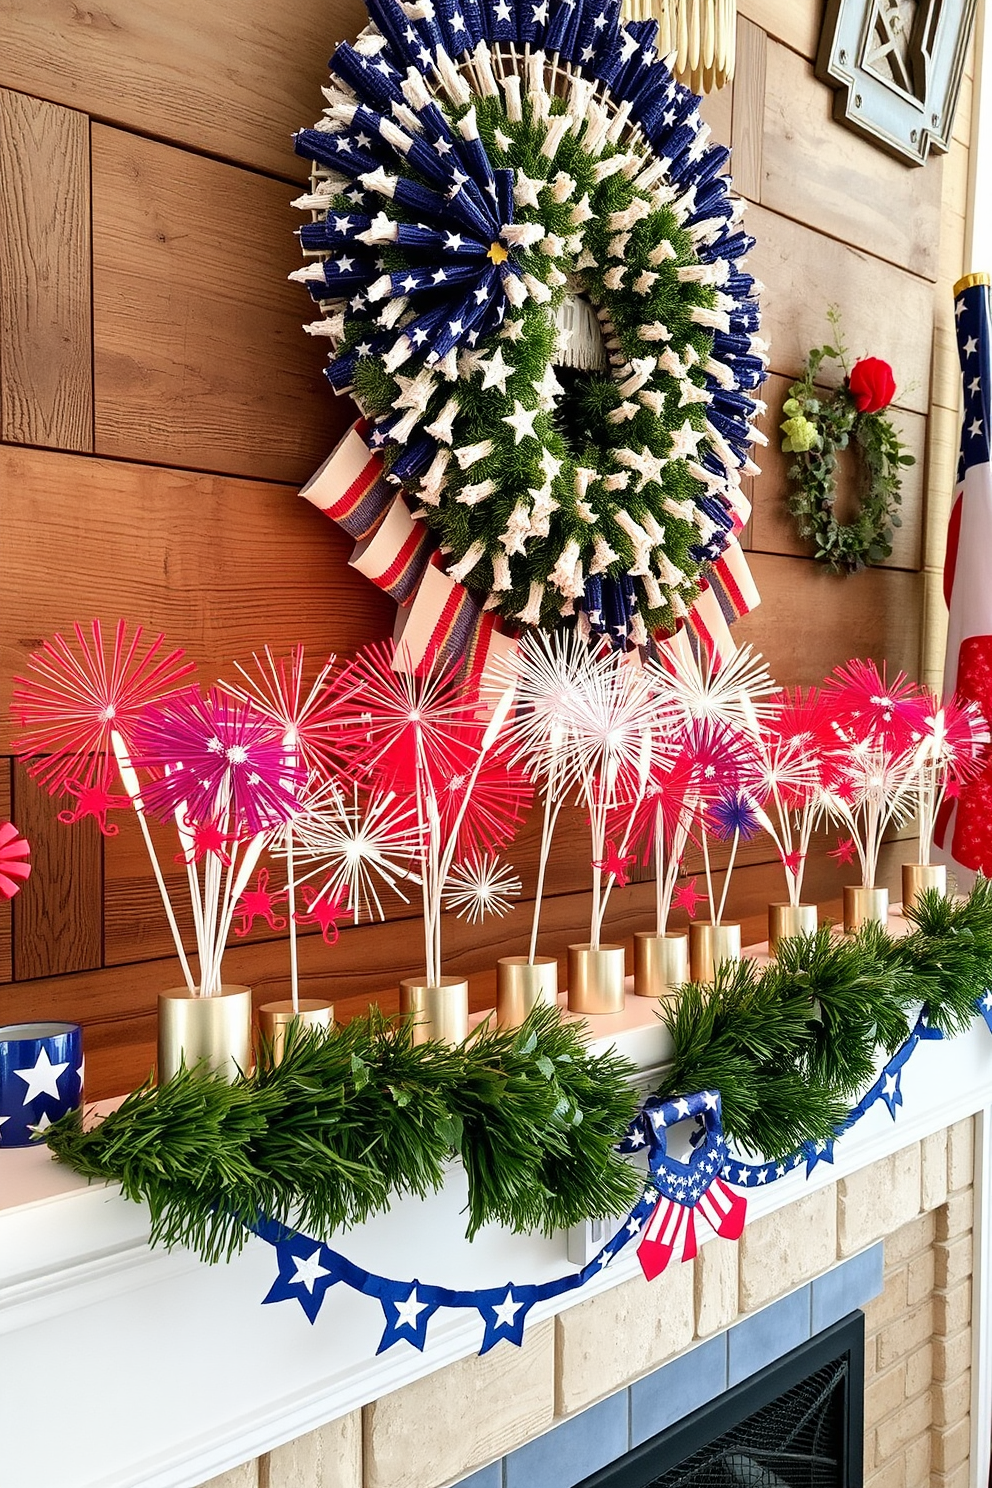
3;936;992;1488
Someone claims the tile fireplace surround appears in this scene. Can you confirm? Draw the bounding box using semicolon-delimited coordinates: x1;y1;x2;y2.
2;996;991;1488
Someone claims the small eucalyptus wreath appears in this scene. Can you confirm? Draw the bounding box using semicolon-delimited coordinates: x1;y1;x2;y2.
780;315;914;574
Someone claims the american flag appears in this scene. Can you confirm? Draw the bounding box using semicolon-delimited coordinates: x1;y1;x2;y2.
938;273;992;875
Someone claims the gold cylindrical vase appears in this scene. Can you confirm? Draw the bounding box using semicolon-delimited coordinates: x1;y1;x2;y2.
768;903;818;952
567;943;626;1014
157;985;252;1084
399;975;470;1045
901;863;947;913
633;931;688;999
496;956;558;1028
256;999;335;1064
843;885;890;933
688;922;742;982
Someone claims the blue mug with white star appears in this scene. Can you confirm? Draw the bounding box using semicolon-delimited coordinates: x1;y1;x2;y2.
0;1022;83;1147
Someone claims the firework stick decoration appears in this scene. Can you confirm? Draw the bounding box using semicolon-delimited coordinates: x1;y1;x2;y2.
221;648;341;1012
913;691;989;864
12;622;200;990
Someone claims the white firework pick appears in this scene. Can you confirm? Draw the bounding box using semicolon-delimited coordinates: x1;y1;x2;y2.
442;854;522;925
288;778;420;924
819;737;920;889
648;636;777;732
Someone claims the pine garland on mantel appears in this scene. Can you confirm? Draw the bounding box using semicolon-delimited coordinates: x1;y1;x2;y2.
46;884;992;1264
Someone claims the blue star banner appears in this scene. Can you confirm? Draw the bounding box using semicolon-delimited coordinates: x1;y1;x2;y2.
254;995;992;1352
0;1021;83;1147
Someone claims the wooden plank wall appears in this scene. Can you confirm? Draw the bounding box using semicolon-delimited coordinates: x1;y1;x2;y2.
0;0;969;1096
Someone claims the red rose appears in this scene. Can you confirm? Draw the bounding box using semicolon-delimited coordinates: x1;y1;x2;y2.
848;357;896;413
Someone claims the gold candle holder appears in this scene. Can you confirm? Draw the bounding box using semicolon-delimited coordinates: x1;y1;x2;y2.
633;931;688;999
256;999;335;1064
688;922;742;983
843;885;890;933
157;985;252;1085
566;943;626;1015
768;903;818;952
496;956;559;1028
901;863;947;913
399;975;470;1045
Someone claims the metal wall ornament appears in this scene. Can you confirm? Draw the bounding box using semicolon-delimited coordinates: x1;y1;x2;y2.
816;0;977;166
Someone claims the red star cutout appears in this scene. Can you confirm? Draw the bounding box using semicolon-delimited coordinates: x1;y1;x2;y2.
672;877;703;917
234;867;288;938
177;817;243;867
829;836;858;865
592;840;636;888
944;779;962;800
294;883;348;944
58;780;131;836
782;849;804;876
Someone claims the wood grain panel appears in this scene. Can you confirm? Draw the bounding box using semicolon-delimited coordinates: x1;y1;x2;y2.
0;759;11;984
91;126;336;484
737;0;823;59
747;203;934;414
761;41;942;281
733;553;923;685
0;0;368;180
0;445;396;753
731;15;765;203
0;89;93;450
10;761;102;979
748;373;925;571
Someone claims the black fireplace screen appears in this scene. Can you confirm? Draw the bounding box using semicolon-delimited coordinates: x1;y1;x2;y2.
577;1314;864;1488
645;1355;848;1488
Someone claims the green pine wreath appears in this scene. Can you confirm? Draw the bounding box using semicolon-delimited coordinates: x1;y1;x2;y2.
780;342;914;575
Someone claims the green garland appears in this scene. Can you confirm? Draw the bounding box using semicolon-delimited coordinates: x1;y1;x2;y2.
780;343;914;575
45;1004;641;1263
659;882;992;1157
45;883;992;1263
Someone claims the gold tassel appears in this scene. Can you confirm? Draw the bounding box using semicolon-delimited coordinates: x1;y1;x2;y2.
621;0;735;92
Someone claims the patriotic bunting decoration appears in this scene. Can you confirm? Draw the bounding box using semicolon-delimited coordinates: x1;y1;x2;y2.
292;0;765;663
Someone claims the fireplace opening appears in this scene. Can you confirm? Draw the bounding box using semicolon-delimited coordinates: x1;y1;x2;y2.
576;1313;865;1488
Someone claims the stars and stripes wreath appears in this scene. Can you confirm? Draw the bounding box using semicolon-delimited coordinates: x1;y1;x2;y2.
291;0;766;651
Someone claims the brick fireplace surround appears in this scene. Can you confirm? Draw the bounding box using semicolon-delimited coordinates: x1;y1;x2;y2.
207;1122;978;1488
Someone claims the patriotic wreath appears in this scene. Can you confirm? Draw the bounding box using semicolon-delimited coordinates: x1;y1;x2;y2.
291;0;766;643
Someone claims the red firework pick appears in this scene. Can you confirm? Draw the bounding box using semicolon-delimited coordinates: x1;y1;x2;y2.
830;837;858;865
329;641;480;796
131;689;306;836
592;840;637;887
11;620;196;796
672;878;703;916
435;737;533;861
294;882;348;944
176;817;245;867
0;822;31;899
221;646;345;780
918;689;990;786
764;686;843;802
233;867;288;937
823;659;927;752
58;779;133;836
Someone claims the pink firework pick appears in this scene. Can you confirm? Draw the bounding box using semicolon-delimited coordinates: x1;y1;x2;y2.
132;689;305;836
824;658;927;751
0;822;31;900
12;620;196;795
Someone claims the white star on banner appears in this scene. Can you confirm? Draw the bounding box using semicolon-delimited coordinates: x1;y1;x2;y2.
964;336;978;357
492;1291;523;1329
626;1216;642;1235
969;418;984;438
495;0;512;18
882;1072;899;1099
757;1168;768;1184
291;1248;330;1294
626;1128;646;1148
14;1048;70;1105
703;1092;718;1110
674;1098;691;1119
736;1167;751;1182
395;1290;429;1329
